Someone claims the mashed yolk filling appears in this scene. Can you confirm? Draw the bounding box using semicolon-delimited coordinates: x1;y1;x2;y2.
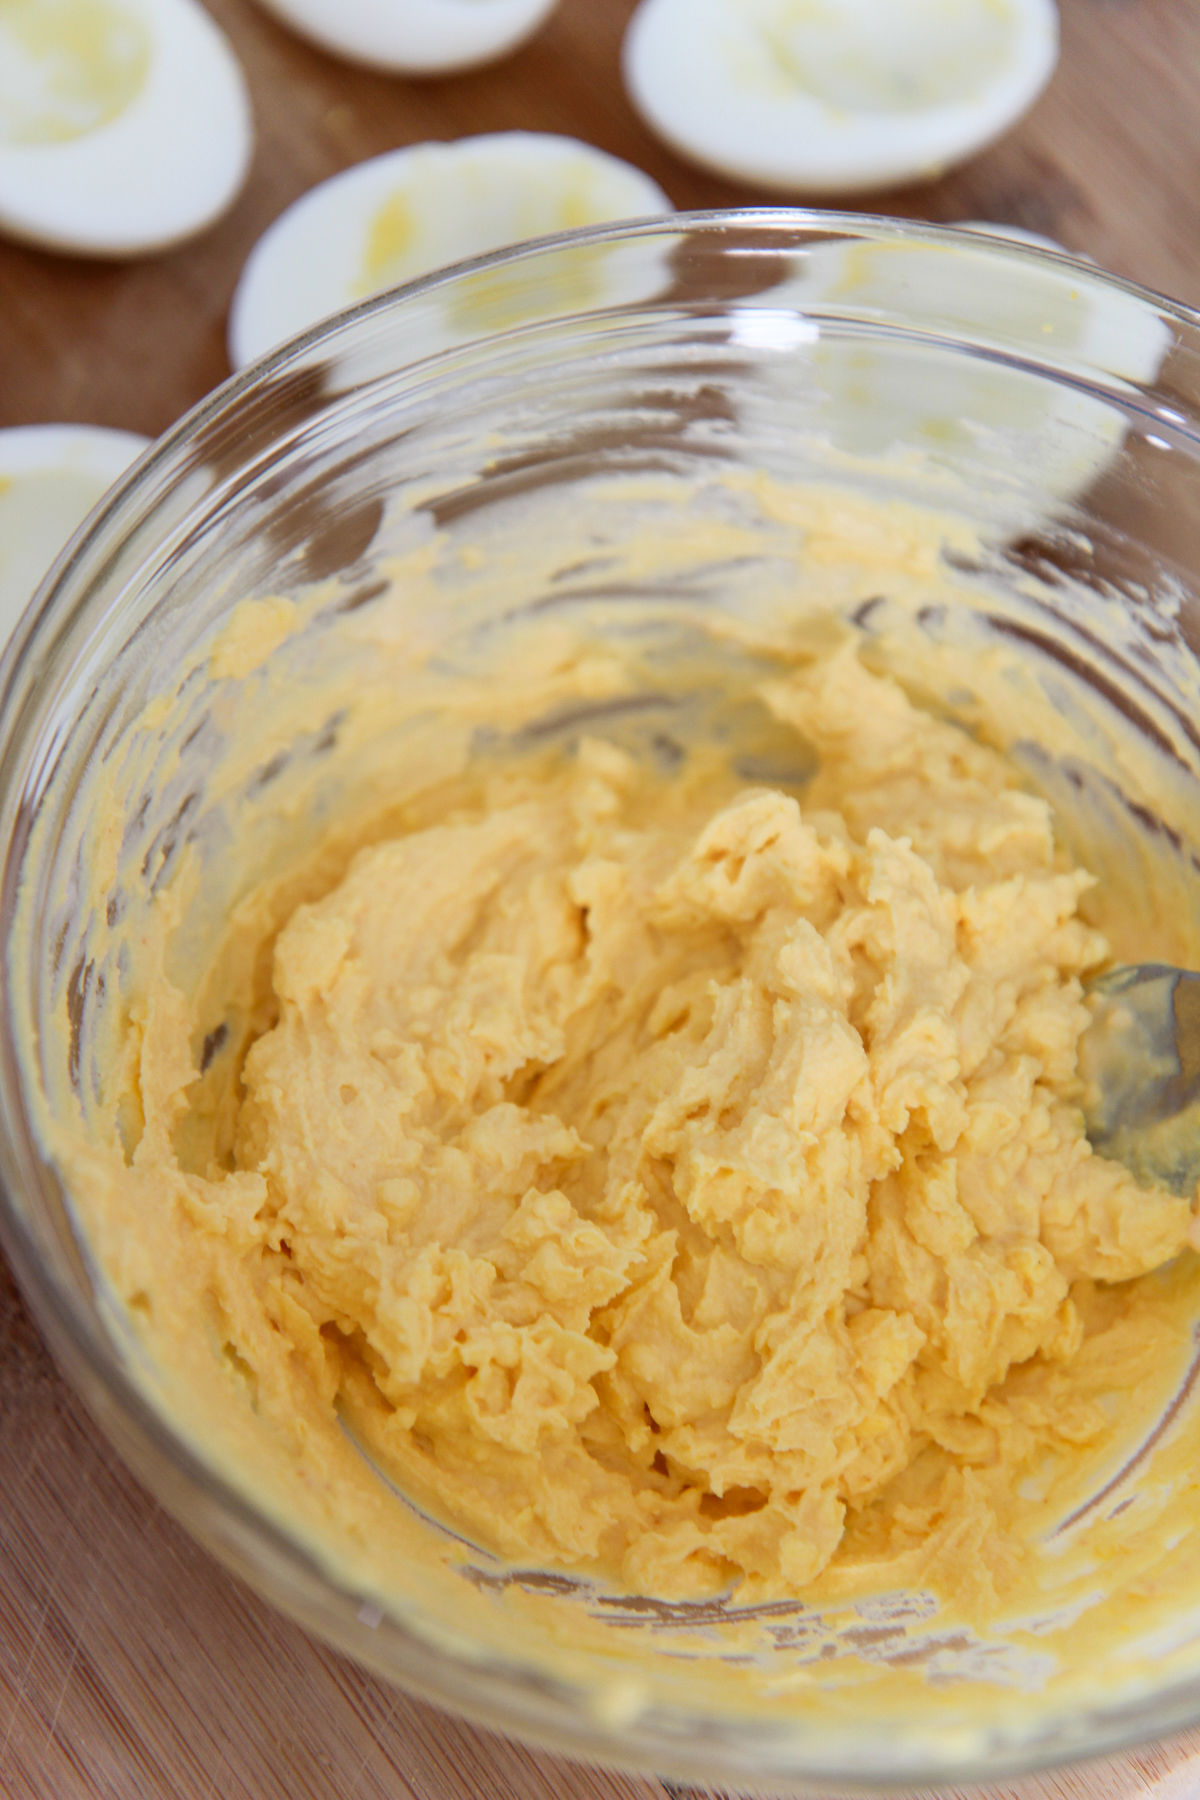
115;647;1195;1603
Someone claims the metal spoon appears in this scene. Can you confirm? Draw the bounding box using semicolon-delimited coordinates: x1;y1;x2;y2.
1080;965;1200;1195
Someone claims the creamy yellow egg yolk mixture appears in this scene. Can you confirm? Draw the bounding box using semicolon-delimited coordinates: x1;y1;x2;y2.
102;640;1197;1607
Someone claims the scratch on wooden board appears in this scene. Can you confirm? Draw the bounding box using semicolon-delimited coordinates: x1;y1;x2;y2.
0;1548;78;1767
342;1691;400;1800
0;1443;97;1771
41;1562;101;1753
0;1597;48;1771
40;1627;83;1756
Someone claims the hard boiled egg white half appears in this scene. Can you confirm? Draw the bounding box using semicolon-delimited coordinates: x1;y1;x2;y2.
248;0;560;74
0;425;149;646
228;132;673;369
721;228;1167;529
623;0;1059;194
0;0;252;256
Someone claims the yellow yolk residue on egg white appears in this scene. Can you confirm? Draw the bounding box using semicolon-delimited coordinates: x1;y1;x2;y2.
762;0;1010;114
356;191;417;296
0;0;150;145
74;640;1197;1611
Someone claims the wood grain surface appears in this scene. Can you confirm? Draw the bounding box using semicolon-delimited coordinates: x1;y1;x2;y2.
5;2;1200;1796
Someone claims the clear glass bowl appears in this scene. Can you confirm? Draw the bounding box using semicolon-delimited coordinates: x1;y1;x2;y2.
4;212;1200;1795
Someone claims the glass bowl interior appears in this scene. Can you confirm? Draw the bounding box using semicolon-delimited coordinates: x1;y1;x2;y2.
4;213;1200;1794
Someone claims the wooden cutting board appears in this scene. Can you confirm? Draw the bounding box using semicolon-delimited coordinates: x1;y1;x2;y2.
4;3;1200;1795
